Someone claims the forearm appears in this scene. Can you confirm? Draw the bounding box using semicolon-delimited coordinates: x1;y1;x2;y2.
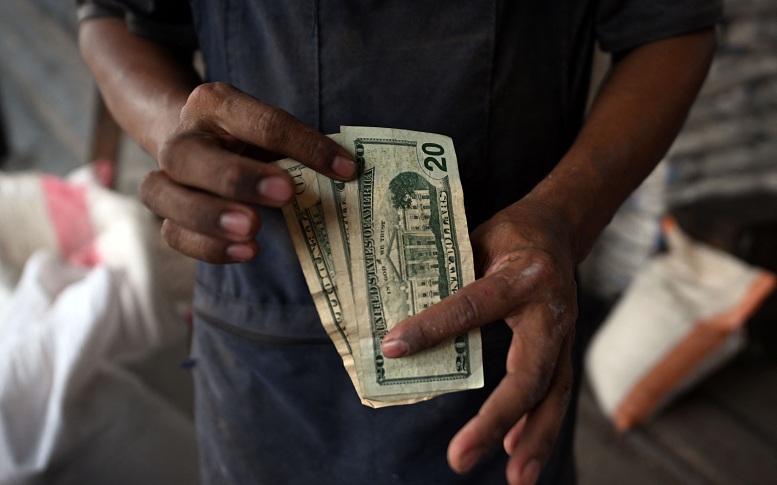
524;28;717;263
78;17;200;160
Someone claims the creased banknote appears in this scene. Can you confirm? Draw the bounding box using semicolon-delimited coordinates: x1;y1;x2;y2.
277;127;483;406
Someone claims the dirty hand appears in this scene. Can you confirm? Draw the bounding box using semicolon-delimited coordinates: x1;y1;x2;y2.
381;197;578;485
139;82;356;263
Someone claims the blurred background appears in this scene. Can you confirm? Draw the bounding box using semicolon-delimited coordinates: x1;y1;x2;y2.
0;0;775;484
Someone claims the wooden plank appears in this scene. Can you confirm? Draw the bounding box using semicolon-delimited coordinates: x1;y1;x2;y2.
643;390;777;484
698;354;777;447
576;386;705;485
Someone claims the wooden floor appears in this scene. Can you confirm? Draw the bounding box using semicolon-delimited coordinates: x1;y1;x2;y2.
2;2;777;484
575;346;777;485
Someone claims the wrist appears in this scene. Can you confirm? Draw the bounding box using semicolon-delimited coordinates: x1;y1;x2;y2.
145;87;191;161
491;189;582;272
518;158;607;265
79;16;199;164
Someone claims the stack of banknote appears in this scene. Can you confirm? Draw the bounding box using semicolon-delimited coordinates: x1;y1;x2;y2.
276;126;483;407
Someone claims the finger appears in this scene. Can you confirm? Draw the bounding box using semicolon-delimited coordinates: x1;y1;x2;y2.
161;219;259;263
158;134;297;207
183;82;356;180
506;335;574;485
382;265;530;358
504;415;528;456
446;327;560;474
140;170;261;242
447;294;573;471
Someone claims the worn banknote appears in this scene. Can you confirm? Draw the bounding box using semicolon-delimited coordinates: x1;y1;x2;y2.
277;127;483;405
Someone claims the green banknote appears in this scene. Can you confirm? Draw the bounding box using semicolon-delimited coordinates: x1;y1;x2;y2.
277;127;483;405
339;126;483;400
275;154;358;379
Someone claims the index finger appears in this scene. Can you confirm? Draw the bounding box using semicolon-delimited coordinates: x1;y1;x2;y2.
183;82;356;180
381;267;527;357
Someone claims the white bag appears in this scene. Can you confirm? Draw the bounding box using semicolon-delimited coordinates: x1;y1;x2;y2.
0;169;197;484
585;217;776;431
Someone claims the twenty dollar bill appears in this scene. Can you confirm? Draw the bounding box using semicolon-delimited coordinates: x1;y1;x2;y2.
278;127;483;406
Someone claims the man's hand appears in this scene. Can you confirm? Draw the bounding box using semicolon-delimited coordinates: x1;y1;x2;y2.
139;82;356;263
80;19;358;264
380;29;717;483
381;198;578;485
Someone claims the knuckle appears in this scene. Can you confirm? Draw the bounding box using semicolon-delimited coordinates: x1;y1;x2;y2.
454;293;482;328
406;322;435;350
217;161;244;188
178;101;196;125
158;130;213;177
182;82;233;128
213;161;253;199
490;270;520;301
250;106;288;147
160;219;183;249
188;82;227;107
524;252;557;282
181;84;213;121
162;219;226;263
157;136;184;172
470;272;517;323
300;132;337;165
418;293;482;348
138;171;163;210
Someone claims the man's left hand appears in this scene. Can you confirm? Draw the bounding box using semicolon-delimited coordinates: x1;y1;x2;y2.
381;198;578;485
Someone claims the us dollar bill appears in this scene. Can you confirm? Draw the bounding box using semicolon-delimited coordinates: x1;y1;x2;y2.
339;126;483;400
278;149;422;408
275;155;358;376
277;127;483;405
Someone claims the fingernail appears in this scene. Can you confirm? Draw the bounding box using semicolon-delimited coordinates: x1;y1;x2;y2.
381;339;409;358
331;155;356;179
220;211;251;236
257;176;292;203
522;460;541;485
459;448;482;473
226;243;254;261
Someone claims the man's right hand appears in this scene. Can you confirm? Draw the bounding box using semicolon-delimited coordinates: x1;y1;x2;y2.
139;82;356;263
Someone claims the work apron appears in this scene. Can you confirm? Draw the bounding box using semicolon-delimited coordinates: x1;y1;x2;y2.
187;1;583;483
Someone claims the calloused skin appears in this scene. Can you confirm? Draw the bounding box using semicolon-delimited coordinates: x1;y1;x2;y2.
80;17;716;484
